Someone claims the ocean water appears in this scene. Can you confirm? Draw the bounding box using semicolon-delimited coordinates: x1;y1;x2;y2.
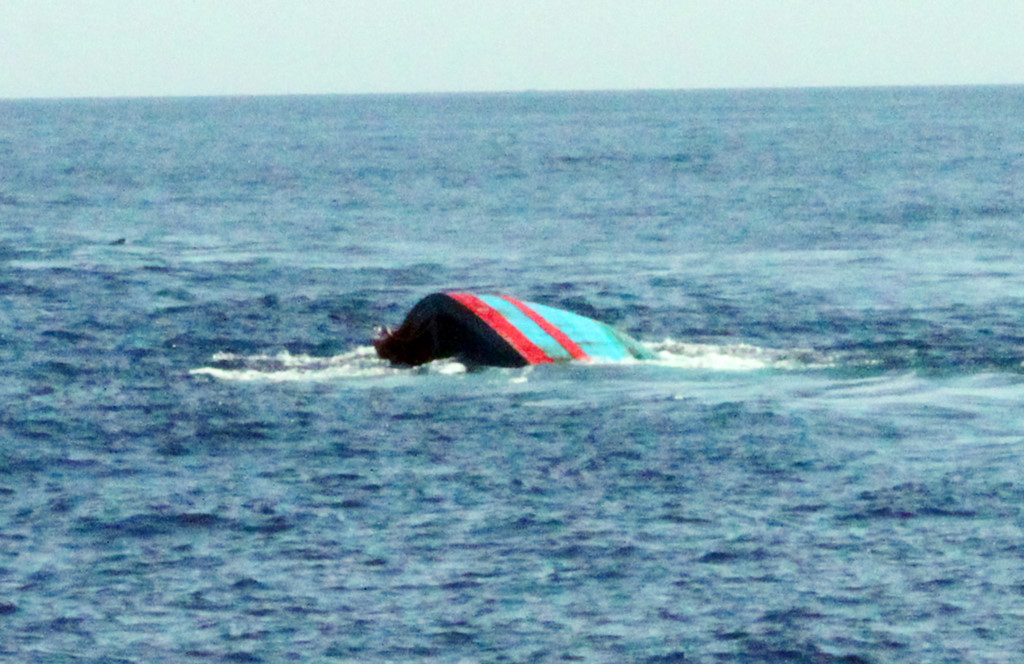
2;86;1024;662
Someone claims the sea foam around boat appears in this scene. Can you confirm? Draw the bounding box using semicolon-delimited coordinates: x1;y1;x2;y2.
189;340;828;382
188;347;467;382
647;339;832;371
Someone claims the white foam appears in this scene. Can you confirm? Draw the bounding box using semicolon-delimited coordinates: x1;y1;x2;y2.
646;339;831;371
189;347;467;382
189;340;829;382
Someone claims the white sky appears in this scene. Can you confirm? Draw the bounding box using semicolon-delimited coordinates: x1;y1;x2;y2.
2;0;1023;99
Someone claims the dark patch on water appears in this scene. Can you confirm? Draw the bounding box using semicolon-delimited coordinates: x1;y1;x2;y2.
735;639;873;663
697;548;771;564
643;653;689;664
836;482;984;522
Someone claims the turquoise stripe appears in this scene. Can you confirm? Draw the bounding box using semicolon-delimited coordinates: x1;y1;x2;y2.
476;295;652;362
528;302;633;360
476;296;573;361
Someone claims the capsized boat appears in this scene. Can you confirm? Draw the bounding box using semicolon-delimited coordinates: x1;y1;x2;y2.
374;292;655;367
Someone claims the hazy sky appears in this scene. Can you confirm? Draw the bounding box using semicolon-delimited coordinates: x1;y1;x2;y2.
2;0;1022;99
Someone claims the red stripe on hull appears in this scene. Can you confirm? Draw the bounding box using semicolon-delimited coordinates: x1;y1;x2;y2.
447;293;554;365
499;296;590;361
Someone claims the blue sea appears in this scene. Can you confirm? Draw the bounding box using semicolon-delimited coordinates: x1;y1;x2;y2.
2;86;1024;663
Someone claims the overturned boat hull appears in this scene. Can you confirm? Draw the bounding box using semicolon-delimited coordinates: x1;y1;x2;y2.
375;292;654;367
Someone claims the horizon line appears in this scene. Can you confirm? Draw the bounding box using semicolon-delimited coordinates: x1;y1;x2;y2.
3;81;1023;103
